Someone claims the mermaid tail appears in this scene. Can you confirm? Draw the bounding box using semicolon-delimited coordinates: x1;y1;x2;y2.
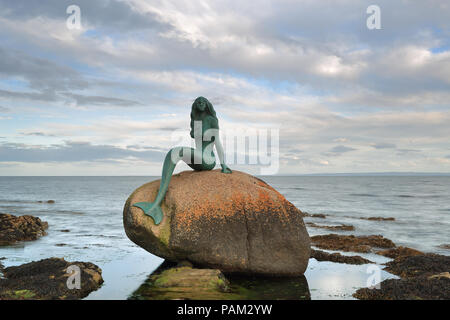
132;147;205;225
133;201;164;225
132;148;185;225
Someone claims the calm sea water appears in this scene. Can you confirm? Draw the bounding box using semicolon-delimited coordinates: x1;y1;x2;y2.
0;175;449;299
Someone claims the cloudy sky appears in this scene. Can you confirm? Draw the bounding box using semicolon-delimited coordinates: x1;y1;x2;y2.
0;0;449;175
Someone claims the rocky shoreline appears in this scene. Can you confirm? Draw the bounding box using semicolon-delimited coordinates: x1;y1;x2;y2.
1;173;449;300
310;234;396;253
310;249;374;265
131;236;449;300
354;254;450;300
122;171;449;300
1;207;449;300
303;212;449;300
0;213;103;300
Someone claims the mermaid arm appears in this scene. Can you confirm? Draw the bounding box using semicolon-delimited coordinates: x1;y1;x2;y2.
215;136;231;172
209;117;231;173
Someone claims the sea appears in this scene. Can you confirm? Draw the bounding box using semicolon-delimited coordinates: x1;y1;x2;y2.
0;175;449;299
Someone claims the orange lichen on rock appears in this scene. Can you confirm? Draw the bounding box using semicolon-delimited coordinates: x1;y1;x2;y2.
164;170;294;230
123;169;310;276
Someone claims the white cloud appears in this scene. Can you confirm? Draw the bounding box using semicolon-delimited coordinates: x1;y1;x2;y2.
0;0;449;174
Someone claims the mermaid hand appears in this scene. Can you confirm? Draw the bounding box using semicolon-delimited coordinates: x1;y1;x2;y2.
133;201;164;225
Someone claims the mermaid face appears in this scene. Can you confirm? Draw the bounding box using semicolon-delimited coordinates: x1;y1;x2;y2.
195;97;207;112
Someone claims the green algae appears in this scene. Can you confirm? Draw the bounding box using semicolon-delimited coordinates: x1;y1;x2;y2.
5;289;36;299
129;263;310;300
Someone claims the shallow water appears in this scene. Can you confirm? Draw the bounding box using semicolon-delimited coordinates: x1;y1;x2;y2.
0;175;448;299
268;176;450;254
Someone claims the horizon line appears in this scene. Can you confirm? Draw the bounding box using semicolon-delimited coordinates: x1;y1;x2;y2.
1;171;450;177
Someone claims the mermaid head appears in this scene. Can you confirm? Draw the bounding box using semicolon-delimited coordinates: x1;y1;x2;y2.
191;97;217;120
190;97;218;138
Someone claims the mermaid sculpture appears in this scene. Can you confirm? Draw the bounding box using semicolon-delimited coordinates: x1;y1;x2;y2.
133;97;232;225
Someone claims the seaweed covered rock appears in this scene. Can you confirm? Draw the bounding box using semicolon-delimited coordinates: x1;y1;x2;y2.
383;253;450;278
354;253;450;300
0;258;103;300
306;222;354;231
0;213;48;246
353;275;450;300
376;246;424;259
360;216;395;221
310;249;374;265
311;234;395;253
124;170;310;276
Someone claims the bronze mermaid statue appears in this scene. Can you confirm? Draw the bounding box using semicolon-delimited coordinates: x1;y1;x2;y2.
133;97;232;225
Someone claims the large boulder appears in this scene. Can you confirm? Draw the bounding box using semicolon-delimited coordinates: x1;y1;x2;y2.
123;170;310;276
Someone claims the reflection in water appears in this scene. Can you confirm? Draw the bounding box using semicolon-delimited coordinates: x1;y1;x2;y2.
129;261;310;300
226;274;310;300
305;258;398;299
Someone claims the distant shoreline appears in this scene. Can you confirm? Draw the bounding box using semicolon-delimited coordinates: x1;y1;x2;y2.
271;172;450;177
1;172;450;177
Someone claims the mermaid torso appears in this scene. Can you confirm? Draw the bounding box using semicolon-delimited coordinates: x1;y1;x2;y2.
189;115;217;171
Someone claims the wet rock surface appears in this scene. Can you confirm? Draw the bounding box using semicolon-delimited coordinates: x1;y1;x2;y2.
353;275;450;300
306;222;354;231
376;246;424;259
0;258;103;300
0;213;48;246
129;261;310;300
124;170;310;276
354;253;450;300
310;249;373;265
384;253;450;278
129;263;232;300
310;234;395;253
302;212;327;219
360;216;395;221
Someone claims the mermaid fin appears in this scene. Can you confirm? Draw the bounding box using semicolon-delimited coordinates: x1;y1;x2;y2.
133;201;164;225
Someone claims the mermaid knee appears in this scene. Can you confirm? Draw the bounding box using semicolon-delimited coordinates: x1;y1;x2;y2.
155;150;181;206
